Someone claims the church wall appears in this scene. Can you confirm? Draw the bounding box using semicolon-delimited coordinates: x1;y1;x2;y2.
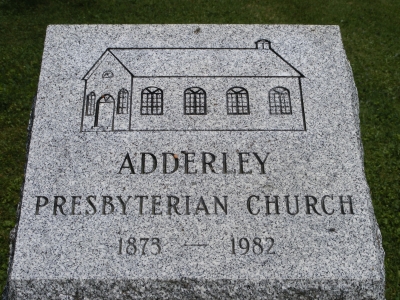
82;52;131;132
129;77;304;131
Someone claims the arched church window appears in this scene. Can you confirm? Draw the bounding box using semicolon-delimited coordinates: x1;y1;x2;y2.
226;87;250;115
269;87;292;114
141;87;163;115
184;87;207;115
86;91;96;116
102;70;114;78
117;88;129;114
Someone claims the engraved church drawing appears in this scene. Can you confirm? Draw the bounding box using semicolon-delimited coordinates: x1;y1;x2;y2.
81;39;306;132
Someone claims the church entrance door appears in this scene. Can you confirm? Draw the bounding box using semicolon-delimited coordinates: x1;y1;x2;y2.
94;94;115;131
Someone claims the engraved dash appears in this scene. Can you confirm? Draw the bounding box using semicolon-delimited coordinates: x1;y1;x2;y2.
183;243;208;247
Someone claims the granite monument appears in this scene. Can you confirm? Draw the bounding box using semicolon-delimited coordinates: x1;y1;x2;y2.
4;25;385;299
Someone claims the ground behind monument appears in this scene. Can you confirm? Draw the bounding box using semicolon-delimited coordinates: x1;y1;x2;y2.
0;0;399;298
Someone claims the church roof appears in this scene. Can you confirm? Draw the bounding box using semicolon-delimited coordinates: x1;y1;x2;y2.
83;41;304;79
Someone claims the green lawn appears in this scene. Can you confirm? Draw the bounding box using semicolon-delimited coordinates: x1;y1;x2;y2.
0;0;399;298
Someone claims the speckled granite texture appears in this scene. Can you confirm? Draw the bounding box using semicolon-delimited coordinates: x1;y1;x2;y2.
4;25;384;299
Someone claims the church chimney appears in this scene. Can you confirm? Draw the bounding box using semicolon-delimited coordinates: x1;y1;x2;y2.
255;39;271;49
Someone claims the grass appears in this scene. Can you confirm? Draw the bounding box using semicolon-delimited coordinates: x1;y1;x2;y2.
0;0;399;298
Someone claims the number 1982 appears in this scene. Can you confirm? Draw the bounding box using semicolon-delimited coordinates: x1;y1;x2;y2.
231;237;275;255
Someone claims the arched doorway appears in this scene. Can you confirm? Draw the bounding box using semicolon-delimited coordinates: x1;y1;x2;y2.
94;94;115;131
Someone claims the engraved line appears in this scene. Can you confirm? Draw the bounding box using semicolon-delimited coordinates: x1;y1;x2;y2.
108;47;260;50
108;50;134;77
183;243;208;247
132;75;300;78
298;77;307;131
82;49;109;80
129;76;133;130
80;79;87;132
269;48;305;78
83;129;306;132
